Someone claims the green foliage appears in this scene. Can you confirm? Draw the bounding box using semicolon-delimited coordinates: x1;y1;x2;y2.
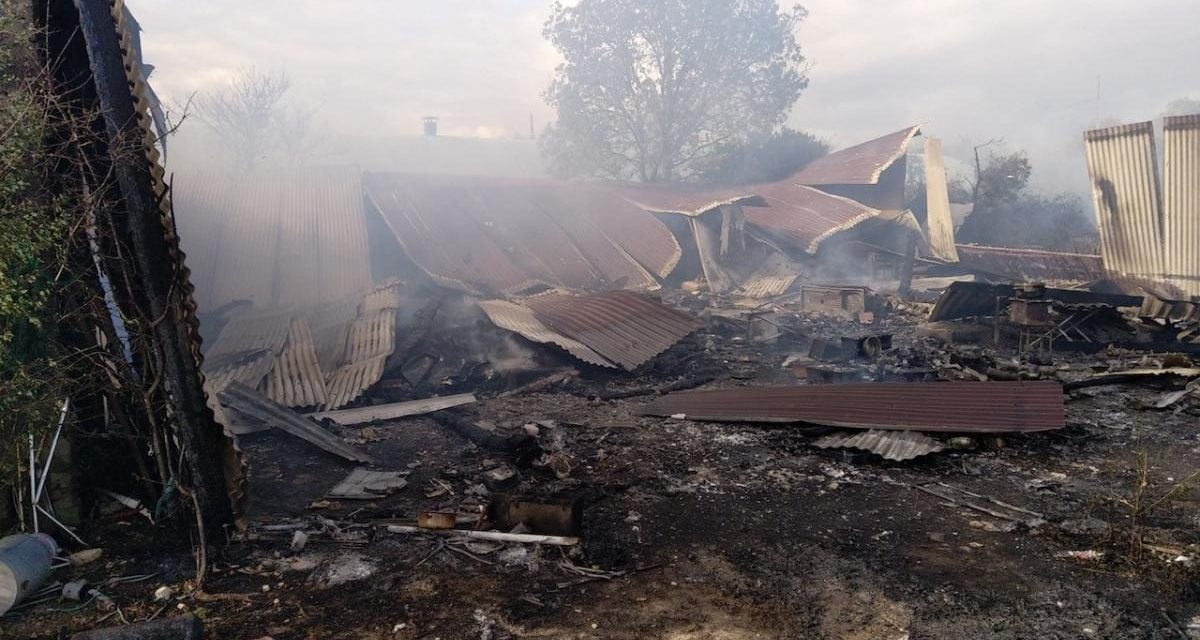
541;0;810;183
0;9;73;479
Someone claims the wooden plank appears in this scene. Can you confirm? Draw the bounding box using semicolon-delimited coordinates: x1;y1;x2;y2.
307;393;476;425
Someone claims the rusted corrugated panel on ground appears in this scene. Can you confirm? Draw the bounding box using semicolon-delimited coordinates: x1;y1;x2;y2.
735;253;803;299
954;244;1105;282
640;381;1065;433
524;290;701;370
612;184;760;216
266;319;328;408
790;126;921;186
923;138;959;262
484;291;700;370
1163;115;1200;297
1084;122;1165;283
364;173;680;296
743;184;879;254
478;299;611;367
173;167;372;312
813;429;945;461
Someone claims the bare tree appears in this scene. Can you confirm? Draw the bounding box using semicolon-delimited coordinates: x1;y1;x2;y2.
192;68;321;170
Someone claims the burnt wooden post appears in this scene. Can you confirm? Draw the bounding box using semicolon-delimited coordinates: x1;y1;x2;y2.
42;0;235;536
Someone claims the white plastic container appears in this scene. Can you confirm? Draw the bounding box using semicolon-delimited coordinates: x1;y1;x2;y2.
0;533;58;615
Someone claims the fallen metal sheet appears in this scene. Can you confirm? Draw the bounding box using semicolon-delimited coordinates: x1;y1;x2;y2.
202;348;275;394
639;382;1066;433
523;290;702;370
1084;121;1165;284
323;357;388;411
790;125;921;186
219;382;373;463
928;281;1142;322
743;184;879;254
266;319;329;408
321;308;398;410
173;167;372;312
205;308;292;361
954;244;1105;282
327;468;408;499
364;173;680;295
923;138;960;263
308;393;477;425
735;253;803;299
813;429;945;461
478;299;611;367
1163;115;1200;297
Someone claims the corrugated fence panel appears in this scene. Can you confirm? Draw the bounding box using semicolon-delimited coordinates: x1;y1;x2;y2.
1084;122;1165;282
1164;115;1200;298
923;137;959;263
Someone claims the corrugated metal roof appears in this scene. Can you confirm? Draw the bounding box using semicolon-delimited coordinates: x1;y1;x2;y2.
364;173;681;296
954;244;1105;282
477;299;611;367
611;184;760;216
923;138;959;263
1084;122;1165;283
266;319;328;408
173;167;372;313
1163;115;1200;298
789;126;921;186
813;429;945;461
640;381;1065;433
742;184;880;254
482;291;700;370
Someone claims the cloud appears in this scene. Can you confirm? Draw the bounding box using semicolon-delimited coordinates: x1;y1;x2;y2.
130;0;1200;191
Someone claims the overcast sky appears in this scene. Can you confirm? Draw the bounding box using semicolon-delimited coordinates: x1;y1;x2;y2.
129;0;1200;193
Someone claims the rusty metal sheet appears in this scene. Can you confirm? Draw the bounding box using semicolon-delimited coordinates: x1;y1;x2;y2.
1084;122;1165;284
640;381;1065;433
690;217;737;293
813;429;945;461
612;184;760;216
923;138;959;262
790;126;921;186
954;244;1105;282
173;167;372;312
743;184;879;254
266;319;328;408
735;253;803;299
478;299;612;367
1163;115;1200;297
492;290;701;370
364;173;680;296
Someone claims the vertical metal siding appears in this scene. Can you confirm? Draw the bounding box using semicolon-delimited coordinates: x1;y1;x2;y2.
923;138;960;263
1084;122;1165;282
1163;115;1200;297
